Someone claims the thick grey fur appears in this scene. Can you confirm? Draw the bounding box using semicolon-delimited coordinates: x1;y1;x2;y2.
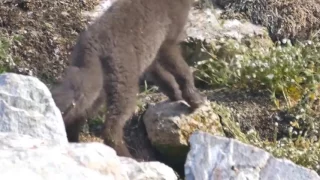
51;0;205;157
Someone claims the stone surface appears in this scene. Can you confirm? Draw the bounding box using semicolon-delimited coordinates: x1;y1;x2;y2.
0;73;178;180
185;6;268;42
143;100;223;162
0;133;127;180
0;73;67;144
120;157;178;180
184;131;320;180
0;132;179;180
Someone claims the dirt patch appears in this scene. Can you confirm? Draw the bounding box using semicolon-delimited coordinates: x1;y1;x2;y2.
79;91;187;178
205;88;295;141
79;90;167;159
213;0;320;41
0;0;99;84
79;109;160;161
79;85;290;149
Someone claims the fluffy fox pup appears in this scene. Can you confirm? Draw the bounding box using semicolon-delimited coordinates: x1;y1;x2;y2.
51;0;206;158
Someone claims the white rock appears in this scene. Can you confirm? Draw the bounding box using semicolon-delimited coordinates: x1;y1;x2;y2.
120;157;178;180
0;73;178;180
0;73;67;144
0;132;180;180
0;133;127;180
185;7;267;42
184;131;320;180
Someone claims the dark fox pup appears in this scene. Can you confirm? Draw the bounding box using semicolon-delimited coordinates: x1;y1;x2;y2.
51;0;206;157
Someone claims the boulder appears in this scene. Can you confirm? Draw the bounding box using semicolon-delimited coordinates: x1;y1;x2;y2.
184;131;320;180
0;132;179;180
185;6;268;42
0;73;67;144
0;73;178;180
143;100;224;165
0;133;128;180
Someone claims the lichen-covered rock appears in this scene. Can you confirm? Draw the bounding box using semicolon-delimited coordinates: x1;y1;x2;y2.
185;6;269;42
0;73;67;144
184;131;320;180
120;157;178;180
143;100;224;164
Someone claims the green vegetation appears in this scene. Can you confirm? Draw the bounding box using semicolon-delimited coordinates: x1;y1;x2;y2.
190;37;320;173
241;120;320;173
0;35;10;73
0;32;21;73
194;38;320;108
253;130;320;173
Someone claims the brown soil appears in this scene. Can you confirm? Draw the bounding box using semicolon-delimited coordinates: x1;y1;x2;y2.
0;0;99;84
79;86;290;156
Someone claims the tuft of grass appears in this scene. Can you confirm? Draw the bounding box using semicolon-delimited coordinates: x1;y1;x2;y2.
0;37;10;73
247;123;320;174
0;31;20;73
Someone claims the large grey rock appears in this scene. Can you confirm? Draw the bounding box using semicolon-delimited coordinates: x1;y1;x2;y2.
0;73;67;144
185;7;268;42
143;100;223;164
0;73;178;179
0;133;128;180
0;73;178;180
0;132;178;180
185;131;320;180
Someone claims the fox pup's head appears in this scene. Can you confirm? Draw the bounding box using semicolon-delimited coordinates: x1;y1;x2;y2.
51;67;86;125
